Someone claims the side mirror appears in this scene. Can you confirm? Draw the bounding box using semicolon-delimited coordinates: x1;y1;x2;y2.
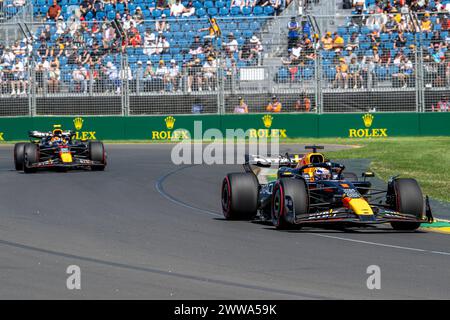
362;172;375;178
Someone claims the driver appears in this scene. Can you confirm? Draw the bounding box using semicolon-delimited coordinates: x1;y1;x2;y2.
50;128;65;145
313;168;332;181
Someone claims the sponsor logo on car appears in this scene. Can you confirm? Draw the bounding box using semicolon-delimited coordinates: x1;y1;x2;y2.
349;113;388;138
72;117;96;140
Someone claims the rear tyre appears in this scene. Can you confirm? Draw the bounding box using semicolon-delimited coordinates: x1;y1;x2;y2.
221;173;259;220
23;143;39;174
389;178;423;231
14;142;26;170
89;141;106;171
271;178;309;230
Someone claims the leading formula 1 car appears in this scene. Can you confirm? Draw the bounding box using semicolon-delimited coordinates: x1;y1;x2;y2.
14;125;107;173
221;146;433;231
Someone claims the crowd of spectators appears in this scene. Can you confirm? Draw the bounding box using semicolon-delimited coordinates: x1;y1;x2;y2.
280;0;450;89
0;0;277;95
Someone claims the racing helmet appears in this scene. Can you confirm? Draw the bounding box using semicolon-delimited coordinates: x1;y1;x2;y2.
314;168;331;181
52;128;63;137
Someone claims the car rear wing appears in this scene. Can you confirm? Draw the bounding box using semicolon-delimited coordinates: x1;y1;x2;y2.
244;154;304;168
28;130;76;139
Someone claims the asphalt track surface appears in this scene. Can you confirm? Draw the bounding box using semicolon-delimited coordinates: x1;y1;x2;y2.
0;144;449;299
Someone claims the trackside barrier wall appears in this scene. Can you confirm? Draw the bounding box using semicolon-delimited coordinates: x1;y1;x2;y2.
0;113;449;141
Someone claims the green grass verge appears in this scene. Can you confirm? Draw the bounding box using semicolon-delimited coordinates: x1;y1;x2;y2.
320;137;450;203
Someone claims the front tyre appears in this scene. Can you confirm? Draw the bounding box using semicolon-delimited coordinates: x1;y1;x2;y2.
88;141;106;171
271;178;309;230
23;143;39;174
389;178;423;231
14;142;26;170
221;173;259;220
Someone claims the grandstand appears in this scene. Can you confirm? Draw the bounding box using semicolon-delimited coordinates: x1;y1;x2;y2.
1;0;450;115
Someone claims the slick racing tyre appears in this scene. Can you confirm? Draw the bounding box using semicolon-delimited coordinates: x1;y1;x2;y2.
14;142;26;171
88;141;106;171
23;143;39;174
390;178;423;231
221;173;259;220
271;178;309;230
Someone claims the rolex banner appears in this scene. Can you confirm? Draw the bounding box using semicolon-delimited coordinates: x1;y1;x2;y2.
0;113;449;141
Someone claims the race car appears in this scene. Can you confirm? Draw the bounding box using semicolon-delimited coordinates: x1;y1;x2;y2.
221;146;433;231
14;125;107;173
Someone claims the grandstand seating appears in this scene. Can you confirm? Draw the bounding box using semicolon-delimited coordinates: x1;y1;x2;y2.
22;0;277;86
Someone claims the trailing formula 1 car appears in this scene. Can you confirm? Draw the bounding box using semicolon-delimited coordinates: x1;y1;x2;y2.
221;146;433;231
14;125;107;173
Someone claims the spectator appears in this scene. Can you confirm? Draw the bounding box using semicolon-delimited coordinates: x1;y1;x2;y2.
348;56;362;88
249;35;263;66
11;57;26;96
170;0;187;16
294;94;311;112
335;57;349;89
156;0;169;10
46;0;61;21
72;63;88;93
55;16;66;35
103;61;120;94
287;17;300;50
189;35;204;55
155;14;170;32
266;95;282;112
187;57;203;92
47;57;60;93
167;59;180;91
133;7;144;25
261;0;281;16
421;12;433;32
246;0;257;7
332;32;345;51
224;33;239;54
393;55;413;88
199;17;222;40
102;23;116;49
230;0;245;10
156;33;170;54
234;96;249;113
80;0;92;18
154;60;169;92
202;56;217;91
346;32;359;51
143;61;155;92
321;32;333;51
434;95;450;111
129;29;142;47
183;1;196;17
13;0;26;6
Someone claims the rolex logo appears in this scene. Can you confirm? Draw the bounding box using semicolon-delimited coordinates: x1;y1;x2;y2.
362;113;374;128
262;114;273;128
73;117;84;130
165;116;175;130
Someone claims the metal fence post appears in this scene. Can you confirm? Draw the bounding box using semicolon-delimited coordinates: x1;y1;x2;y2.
315;49;322;114
121;53;130;116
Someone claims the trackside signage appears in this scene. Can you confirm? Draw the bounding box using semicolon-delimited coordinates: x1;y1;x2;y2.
248;115;288;138
0;113;447;141
348;113;388;138
151;116;190;140
72;117;97;140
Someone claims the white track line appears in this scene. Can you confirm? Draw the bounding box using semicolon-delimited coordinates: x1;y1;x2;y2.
309;233;450;256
